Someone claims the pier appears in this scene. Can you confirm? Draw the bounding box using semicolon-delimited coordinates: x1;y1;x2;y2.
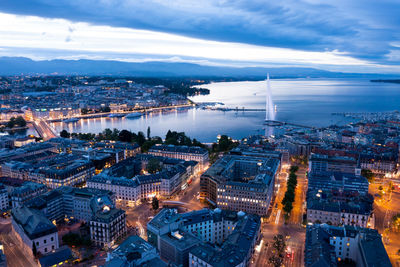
264;120;313;129
203;106;266;112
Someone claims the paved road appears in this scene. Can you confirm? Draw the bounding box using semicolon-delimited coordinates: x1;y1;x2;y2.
32;119;57;140
252;165;307;267
371;181;400;265
122;172;206;241
122;164;307;267
0;219;38;267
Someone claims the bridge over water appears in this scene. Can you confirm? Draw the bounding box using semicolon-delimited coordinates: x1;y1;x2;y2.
31;119;57;140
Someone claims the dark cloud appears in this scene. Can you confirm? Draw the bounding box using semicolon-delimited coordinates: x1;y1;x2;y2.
0;0;399;64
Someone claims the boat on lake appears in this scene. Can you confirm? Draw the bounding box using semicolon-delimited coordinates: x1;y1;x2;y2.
63;118;80;123
125;112;142;119
108;113;125;118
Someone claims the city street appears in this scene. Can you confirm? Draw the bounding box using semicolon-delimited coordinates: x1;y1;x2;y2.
121;164;307;267
122;172;206;241
371;181;400;265
0;219;38;267
252;166;307;267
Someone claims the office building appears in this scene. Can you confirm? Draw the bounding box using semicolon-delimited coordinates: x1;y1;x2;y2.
307;172;369;197
200;155;280;216
87;175;140;207
149;145;209;169
87;164;187;204
2;154;95;189
309;153;359;175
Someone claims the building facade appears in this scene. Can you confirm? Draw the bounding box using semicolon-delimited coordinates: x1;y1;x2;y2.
12;205;59;256
149;145;209;170
11;181;47;208
305;224;390;267
201;155;280;216
147;208;261;267
0;184;8;211
89;206;126;248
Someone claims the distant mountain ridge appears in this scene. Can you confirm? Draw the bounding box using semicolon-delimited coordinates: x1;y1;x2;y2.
0;57;396;78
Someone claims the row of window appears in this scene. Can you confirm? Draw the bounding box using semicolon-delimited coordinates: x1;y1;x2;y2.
36;236;55;246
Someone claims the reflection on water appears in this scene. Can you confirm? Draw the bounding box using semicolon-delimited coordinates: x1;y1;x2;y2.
51;109;267;142
51;79;400;142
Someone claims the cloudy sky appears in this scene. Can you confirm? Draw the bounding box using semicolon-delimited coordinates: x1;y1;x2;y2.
0;0;400;73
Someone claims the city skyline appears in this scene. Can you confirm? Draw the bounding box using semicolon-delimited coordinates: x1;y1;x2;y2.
0;1;399;267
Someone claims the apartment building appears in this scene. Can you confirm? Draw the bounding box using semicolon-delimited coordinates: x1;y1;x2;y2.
305;224;390;267
147;208;261;267
10;181;47;208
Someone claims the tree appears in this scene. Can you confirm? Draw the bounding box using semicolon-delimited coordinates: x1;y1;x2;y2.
15;116;26;127
62;232;83;247
103;128;113;140
6;117;15;128
392;214;400;231
269;254;284;267
81;108;89;115
60;130;70;138
147;158;161;174
137;131;146;146
269;234;286;267
141;137;162;153
283;201;293;214
192;138;205;148
32;242;38;257
272;234;286;253
289;165;299;173
361;169;374;183
147;126;151;140
112;128;120;140
100;106;111;113
166;130;173;140
388;181;394;193
218;135;231;151
118;130;133;142
152;197;159;211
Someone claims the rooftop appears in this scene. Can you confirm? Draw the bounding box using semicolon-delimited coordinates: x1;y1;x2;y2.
202;155;279;188
150;144;208;155
12;205;57;239
38;246;72;267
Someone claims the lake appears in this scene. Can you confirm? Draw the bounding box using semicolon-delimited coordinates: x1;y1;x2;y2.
50;78;400;142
